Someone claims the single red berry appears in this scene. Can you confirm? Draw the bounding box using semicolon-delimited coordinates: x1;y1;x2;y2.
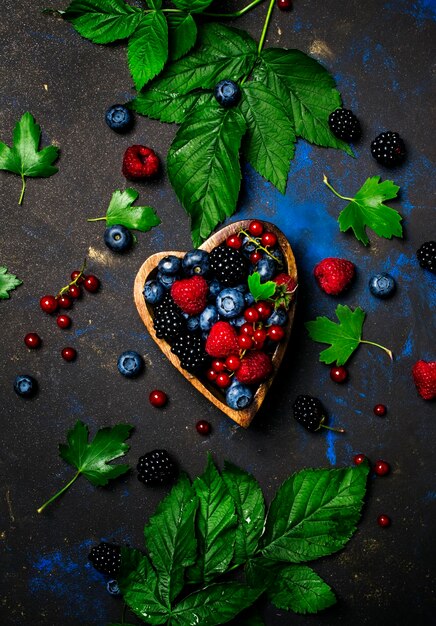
374;460;390;476
24;333;42;349
261;232;278;248
248;220;264;236
212;359;225;373
238;335;253;350
58;294;73;309
196;420;211;435
240;323;254;336
216;372;231;388
277;0;292;10
374;404;387;416
122;145;160;181
353;453;367;465
249;251;263;264
330;365;348;383
57;314;72;329
84;275;100;293
68;284;81;299
61;347;77;361
253;328;267;344
267;325;285;342
71;270;84;284
377;514;391;528
40;295;58;314
149;389;167;408
226;234;242;249
244;307;260;323
255;301;272;320
206;368;218;381
225;355;241;371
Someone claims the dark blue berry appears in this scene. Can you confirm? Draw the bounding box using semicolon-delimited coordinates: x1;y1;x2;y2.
185;314;200;332
106;580;121;596
368;273;396;298
266;309;287;326
226;383;253;410
216;288;245;319
214;80;241;108
242;236;257;256
157;271;178;290
143;279;165;305
105;105;133;133
233;283;248;294
208;278;223;299
244;292;255;307
182;250;210;276
199;305;219;331
230;315;246;329
255;256;276;282
158;255;181;276
14;374;37;398
104;224;133;253
117;351;144;378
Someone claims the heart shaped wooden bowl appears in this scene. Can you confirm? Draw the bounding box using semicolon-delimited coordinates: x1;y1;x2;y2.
134;220;298;428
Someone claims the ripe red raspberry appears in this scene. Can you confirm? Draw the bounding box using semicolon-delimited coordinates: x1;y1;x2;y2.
122;145;160;181
273;273;297;308
171;276;208;315
235;351;272;385
412;360;436;400
205;321;239;358
313;258;355;296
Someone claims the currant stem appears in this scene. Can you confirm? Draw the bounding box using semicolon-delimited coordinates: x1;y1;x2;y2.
239;229;280;264
57;257;87;296
323;175;353;202
18;175;26;205
257;0;276;55
360;340;394;361
203;0;266;18
37;471;81;513
87;217;106;222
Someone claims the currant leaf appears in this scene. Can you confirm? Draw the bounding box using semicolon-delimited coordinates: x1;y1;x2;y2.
248;272;277;302
64;0;142;44
104;188;160;232
0;267;23;299
127;11;168;90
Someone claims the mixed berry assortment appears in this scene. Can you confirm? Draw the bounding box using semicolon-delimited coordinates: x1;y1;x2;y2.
143;220;297;411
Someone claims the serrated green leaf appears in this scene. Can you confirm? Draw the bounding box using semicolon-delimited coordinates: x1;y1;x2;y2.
168;101;247;247
172;0;215;14
144;474;198;606
260;464;369;562
222;462;266;566
241;82;296;193
146;0;162;8
268;564;336;614
129;88;212;124
253;49;352;155
188;456;237;584
247;272;276;300
128;11;168;90
64;0;142;44
0;267;22;299
105;188;160;232
167;13;197;61
118;547;169;625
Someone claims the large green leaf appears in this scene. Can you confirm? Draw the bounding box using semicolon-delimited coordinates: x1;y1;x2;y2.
187;456;237;583
222;462;265;565
64;0;142;44
168;101;247;246
127;11;168;90
144;475;198;605
268;564;336;614
240;82;295;194
253;48;352;154
172;0;215;14
167;13;197;61
129;89;212;124
260;465;369;562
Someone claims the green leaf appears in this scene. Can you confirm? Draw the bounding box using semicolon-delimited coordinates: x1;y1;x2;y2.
247;272;276;300
253;49;352;155
188;456;237;584
172;0;215;14
104;188;160;232
0;112;59;204
260;464;369;562
168;101;247;247
170;582;261;626
268;564;336;614
167;13;197;61
118;547;169;625
129;88;212;124
144;474;198;605
324;175;402;246
222;462;266;565
241;82;296;193
0;267;22;299
64;0;142;44
146;0;162;8
128;11;168;90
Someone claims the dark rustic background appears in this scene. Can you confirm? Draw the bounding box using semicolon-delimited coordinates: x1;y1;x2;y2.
1;1;435;625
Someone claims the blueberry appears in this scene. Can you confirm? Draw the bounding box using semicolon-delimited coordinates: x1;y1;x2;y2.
214;80;241;108
208;278;222;299
157;271;178;290
105;104;133;133
234;283;247;294
244;292;255;307
270;248;284;266
368;273;396;298
242;236;257;256
14;374;37;398
106;580;121;596
104;224;133;253
255;256;276;282
158;255;181;276
216;288;245;319
182;250;210;276
143;279;165;305
266;309;287;326
117;351;144;378
200;305;219;331
230;315;246;329
186;315;200;332
226;383;253;410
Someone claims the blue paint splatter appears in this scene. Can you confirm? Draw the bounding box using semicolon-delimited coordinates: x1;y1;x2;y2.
401;331;414;357
384;0;436;24
424;491;436;502
75;325;96;337
325;430;337;465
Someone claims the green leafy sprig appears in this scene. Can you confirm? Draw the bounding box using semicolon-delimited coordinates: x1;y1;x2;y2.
0;267;23;299
87;188;160;236
248;272;276;302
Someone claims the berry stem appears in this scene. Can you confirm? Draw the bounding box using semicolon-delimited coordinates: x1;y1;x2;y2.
18;174;26;205
37;471;81;513
239;229;281;264
321;424;346;433
322;175;353;202
360;340;393;361
87;217;107;222
57;257;87;297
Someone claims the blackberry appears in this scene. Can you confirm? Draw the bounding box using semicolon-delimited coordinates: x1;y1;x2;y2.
153;293;185;340
328;108;361;142
209;245;248;286
371;131;406;166
416;241;436;274
292;395;344;433
137;449;177;486
88;542;121;577
171;333;208;373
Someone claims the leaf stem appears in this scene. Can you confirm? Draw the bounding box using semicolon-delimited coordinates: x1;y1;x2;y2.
323;175;353;202
202;0;266;18
257;0;276;55
360;340;393;361
37;471;81;513
18;175;26;205
87;217;107;222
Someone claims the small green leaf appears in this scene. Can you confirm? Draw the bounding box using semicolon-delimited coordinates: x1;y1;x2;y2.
127;11;168;90
0;267;22;299
105;188;160;232
248;272;276;301
129;89;212;124
64;0;142;44
167;12;197;61
268;564;336;614
172;0;215;14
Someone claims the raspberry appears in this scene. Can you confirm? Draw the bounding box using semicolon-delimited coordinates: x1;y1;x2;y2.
416;241;436;274
314;258;355;295
209;246;248;286
171;276;208;315
137;449;177;486
371;131;406;166
88;542;121;577
328;108;361;142
205;321;239;358
171;333;208;373
273;273;298;308
235;351;272;385
122;145;160;180
412;360;436;400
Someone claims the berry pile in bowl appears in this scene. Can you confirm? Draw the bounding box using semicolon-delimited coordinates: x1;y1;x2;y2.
134;220;298;427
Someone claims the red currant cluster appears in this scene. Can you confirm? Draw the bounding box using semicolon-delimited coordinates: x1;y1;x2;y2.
226;219;279;265
353;454;392;528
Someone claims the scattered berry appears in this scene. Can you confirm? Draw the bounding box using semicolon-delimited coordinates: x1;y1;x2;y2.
105;104;133;133
172;333;207;372
374;460;390;476
182;249;210;276
412;360;436;400
226;382;254;410
57;314;72;329
117;351;144;378
214;79;241;108
226;234;242;249
196;420;211;435
236;351;272;385
209;246;248;286
328;108;361;142
84;275;100;293
277;0;292;10
14;374;37;398
149;389;167;407
292;395;345;433
248;220;264;236
371;131;406;166
205;321;239;358
377;514;391;528
88;542;121;577
58;295;73;309
216;288;245;319
104;224;133;253
353;454;367;465
68;284;81;299
373;404;387;416
71;270;84;284
330;365;348;383
40;295;58;314
171;275;208;315
137;449;177;486
122;145;160;180
368;273;396;298
314;257;355;295
24;333;41;349
106;580;121;596
416;241;436;274
61;347;77;361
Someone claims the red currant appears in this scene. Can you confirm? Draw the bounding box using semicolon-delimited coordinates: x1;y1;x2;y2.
206;368;218;381
244;307;260;323
226;234;242;249
261;232;277;248
277;0;292;11
238;335;253;350
196;420;211;435
61;347;77;361
58;295;73;309
248;220;264;236
68;284;81;299
240;323;254;336
84;275;100;293
353;454;367;466
253;328;267;344
225;355;241;371
212;360;225;372
24;333;42;349
374;404;387;416
374;460;390;476
40;295;58;314
377;514;391;528
330;365;348;383
255;301;272;320
249;251;262;264
149;389;167;407
71;270;84;284
57;314;72;329
216;372;231;388
267;325;285;342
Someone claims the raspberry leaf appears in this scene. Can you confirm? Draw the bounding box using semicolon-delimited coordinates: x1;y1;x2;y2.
144;474;198;605
129;88;212;124
268;564;336;614
0;112;59;205
248;272;276;302
167;13;197;60
241;82;296;194
128;11;168;90
168;101;247;246
64;0;142;44
323;175;402;246
146;0;162;8
260;464;369;562
172;0;215;13
103;188;161;232
0;267;22;299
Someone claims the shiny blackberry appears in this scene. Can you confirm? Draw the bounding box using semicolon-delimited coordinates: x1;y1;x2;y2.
416;241;436;274
153;293;185;340
171;333;208;373
328;108;361;141
209;246;248;286
137;449;177;486
88;542;121;577
371;131;406;166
